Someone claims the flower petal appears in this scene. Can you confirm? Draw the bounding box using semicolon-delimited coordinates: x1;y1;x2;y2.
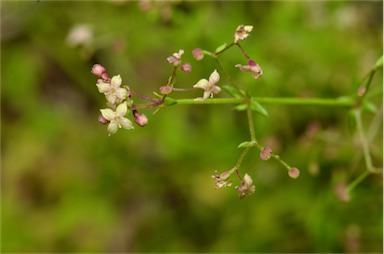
193;79;209;89
116;103;127;117
209;70;220;84
96;82;110;93
120;118;134;130
116;87;128;99
100;108;115;121
111;75;122;87
107;121;119;135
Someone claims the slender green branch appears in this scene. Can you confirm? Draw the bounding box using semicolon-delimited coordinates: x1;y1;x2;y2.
246;104;257;143
346;170;371;193
173;97;354;106
354;108;374;172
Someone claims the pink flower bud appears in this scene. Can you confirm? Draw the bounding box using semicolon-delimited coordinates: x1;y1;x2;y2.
260;147;272;160
159;86;173;95
357;86;366;97
288;167;300;179
91;64;106;78
133;110;148;127
192;48;204;60
335;183;350;202
98;114;110;125
181;63;192;73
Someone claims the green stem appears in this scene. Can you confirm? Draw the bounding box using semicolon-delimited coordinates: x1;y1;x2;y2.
354;108;374;172
346;170;370;193
174;97;354;106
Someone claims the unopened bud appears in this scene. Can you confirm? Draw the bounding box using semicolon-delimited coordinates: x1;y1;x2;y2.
133;110;148;127
98;114;110;125
159;86;173;95
181;63;192;73
288;167;300;179
357;86;366;97
192;48;204;60
260;147;272;160
92;64;107;78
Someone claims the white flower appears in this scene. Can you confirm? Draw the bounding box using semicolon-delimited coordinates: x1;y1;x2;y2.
212;170;233;189
234;25;253;43
167;49;184;66
100;103;133;135
96;75;128;104
235;173;255;199
66;24;93;47
193;70;221;100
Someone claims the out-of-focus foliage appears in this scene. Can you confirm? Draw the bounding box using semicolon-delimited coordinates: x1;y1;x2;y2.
1;1;382;253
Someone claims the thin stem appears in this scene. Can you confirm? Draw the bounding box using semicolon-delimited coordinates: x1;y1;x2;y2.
246;103;257;143
346;170;370;193
174;97;354;107
354;108;374;172
235;43;251;60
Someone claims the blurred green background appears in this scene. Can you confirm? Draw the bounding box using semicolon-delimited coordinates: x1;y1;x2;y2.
1;0;383;253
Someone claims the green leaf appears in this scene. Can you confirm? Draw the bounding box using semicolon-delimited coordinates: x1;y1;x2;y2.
362;100;377;113
347;109;356;133
223;85;243;98
233;103;247;111
238;141;251;148
250;99;269;116
374;55;383;71
163;97;177;106
215;43;227;53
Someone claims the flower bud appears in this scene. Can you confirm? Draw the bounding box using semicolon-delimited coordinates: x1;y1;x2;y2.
288;167;300;179
159;86;173;95
357;86;366;97
335;183;350;202
192;48;204;60
181;63;192;73
260;147;272;160
92;64;106;78
133;110;148;127
98;114;110;125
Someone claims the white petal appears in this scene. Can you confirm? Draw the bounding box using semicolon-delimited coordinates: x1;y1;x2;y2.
193;79;209;89
100;108;115;121
211;86;221;94
105;94;117;104
203;91;211;99
116;103;127;117
209;70;220;84
243;173;253;187
116;87;128;99
244;25;253;32
107;121;119;134
96;82;110;93
120;118;134;130
111;75;122;87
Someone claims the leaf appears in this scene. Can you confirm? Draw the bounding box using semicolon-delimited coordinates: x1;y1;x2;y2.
362;100;377;114
237;141;251;148
215;43;227;53
163;97;177;106
250;99;269;116
223;85;243;98
233;103;247;111
347;109;356;133
374;55;383;71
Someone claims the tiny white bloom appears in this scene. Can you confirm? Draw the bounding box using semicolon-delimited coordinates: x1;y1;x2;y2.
193;70;221;100
167;49;184;66
234;25;253;43
100;103;133;135
96;75;128;104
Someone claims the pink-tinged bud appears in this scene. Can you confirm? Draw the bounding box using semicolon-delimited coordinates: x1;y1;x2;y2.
248;60;257;66
159;86;173;95
181;63;192;73
335;183;350;202
98;114;110;125
91;64;106;78
192;48;204;60
133;110;148;127
357;86;366;97
260;147;272;160
288;167;300;179
101;72;110;80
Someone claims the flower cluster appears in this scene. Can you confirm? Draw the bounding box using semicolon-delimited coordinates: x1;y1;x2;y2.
92;64;148;135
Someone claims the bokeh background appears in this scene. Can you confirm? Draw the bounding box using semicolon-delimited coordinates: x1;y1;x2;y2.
1;1;383;253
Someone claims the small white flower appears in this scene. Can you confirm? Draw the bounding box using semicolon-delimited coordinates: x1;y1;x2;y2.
100;103;133;135
167;49;184;66
193;70;221;100
235;173;255;199
96;75;128;105
212;170;233;189
234;25;253;43
66;24;93;47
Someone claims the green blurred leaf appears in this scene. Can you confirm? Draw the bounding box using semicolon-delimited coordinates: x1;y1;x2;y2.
223;85;243;98
347;109;357;133
215;43;227;53
250;99;269;116
374;55;383;71
237;141;251;148
362;100;377;113
233;103;247;111
163;97;177;106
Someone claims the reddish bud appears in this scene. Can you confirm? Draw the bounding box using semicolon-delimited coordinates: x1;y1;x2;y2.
181;63;192;73
98;114;110;125
133;110;148;127
159;86;173;95
192;48;204;60
92;64;107;78
288;167;300;179
260;147;272;160
357;86;366;97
